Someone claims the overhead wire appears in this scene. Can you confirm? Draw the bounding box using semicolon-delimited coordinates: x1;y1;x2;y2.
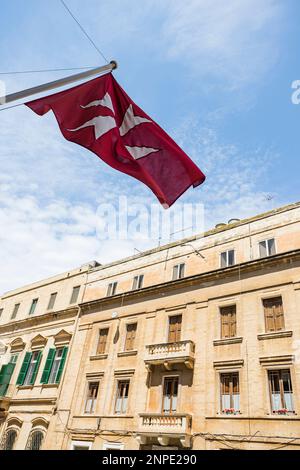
59;0;109;63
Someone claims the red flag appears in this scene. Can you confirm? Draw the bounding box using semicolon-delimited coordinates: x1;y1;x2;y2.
26;73;205;208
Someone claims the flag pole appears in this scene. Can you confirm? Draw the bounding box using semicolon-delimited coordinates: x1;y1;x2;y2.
0;60;117;106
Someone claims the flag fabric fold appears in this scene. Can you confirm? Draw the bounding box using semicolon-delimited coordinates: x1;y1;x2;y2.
26;73;205;208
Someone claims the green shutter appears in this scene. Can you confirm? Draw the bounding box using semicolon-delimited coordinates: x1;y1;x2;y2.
55;347;68;384
0;363;16;396
41;349;56;384
16;352;32;385
29;351;42;385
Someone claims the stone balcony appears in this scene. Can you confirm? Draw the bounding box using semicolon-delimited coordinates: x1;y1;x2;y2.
137;413;192;447
144;340;195;370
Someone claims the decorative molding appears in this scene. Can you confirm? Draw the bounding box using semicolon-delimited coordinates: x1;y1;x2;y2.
114;369;135;377
0;307;78;335
86;372;104;379
7;417;23;428
80;249;300;313
31;334;47;350
165;304;187;312
90;354;108;361
259;355;294;366
10;337;26;353
31;417;49;428
117;350;138;358
213;359;244;369
213;337;243;346
258;331;293;341
53;329;72;346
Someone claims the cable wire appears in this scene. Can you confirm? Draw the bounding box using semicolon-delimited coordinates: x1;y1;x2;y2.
0;66;98;76
59;0;108;63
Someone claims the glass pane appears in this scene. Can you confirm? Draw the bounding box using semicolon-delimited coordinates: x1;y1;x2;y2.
268;239;276;256
271;393;281;411
259;241;267;258
220;252;227;268
233;394;240;411
228;250;235;266
222;395;231;410
284;393;294;412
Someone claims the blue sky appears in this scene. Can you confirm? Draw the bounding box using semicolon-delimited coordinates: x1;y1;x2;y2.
0;0;299;292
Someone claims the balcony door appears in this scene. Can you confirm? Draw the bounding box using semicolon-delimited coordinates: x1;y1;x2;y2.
168;315;182;343
162;376;179;414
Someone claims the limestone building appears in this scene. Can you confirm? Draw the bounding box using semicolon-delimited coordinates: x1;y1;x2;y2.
1;202;300;450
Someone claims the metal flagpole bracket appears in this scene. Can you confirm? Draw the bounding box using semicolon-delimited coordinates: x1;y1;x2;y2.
0;60;118;106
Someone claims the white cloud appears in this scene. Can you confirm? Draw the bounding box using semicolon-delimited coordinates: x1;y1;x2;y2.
161;0;283;87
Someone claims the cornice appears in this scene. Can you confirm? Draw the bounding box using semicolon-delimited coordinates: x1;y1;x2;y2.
80;249;300;314
0;306;78;335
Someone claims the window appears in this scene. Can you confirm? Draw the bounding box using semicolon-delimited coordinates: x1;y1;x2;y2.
124;323;137;351
220;305;237;339
28;299;38;316
11;304;20;320
47;293;57;310
107;282;118;297
70;286;80;304
132;274;144;290
71;441;92;450
26;430;45;450
263;297;285;332
97;328;109;355
0;308;3;318
162;377;178;414
115;380;130;414
168;315;182;343
220;373;240;413
0;429;18;450
84;381;99;414
259;238;276;258
268;369;294;413
40;347;68;384
16;351;42;386
0;355;18;396
220;250;235;268
172;263;185;280
103;442;124;450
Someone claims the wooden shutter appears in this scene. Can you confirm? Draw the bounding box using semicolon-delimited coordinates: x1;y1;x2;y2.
221;306;236;338
29;351;42;385
97;329;109;355
125;324;137;351
40;348;56;384
168;315;182;343
55;346;68;384
16;352;32;385
264;297;284;332
0;363;16;396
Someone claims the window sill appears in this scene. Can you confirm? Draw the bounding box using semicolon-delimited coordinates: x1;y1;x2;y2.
117;350;138;358
213;337;243;346
90;354;108;361
41;383;59;388
257;331;293;340
17;385;34;390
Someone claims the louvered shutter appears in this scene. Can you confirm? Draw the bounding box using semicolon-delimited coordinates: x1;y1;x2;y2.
16;352;32;385
55;346;68;384
41;348;56;384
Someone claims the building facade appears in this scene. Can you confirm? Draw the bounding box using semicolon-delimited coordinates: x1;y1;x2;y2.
1;202;300;450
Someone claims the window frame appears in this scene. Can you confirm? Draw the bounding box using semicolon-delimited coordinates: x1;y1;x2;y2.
220;305;237;339
161;375;180;415
262;296;285;333
47;292;57;311
267;368;295;414
28;299;38;316
172;263;185;281
132;274;144;290
167;314;182;343
70;286;80;305
220;371;240;414
11;303;20;320
259;238;276;258
107;281;118;297
114;379;130;415
84;381;100;414
220;249;235;268
124;322;137;351
1;428;18;450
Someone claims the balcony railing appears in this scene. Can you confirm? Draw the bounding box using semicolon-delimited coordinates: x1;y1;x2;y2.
137;413;192;446
144;340;195;369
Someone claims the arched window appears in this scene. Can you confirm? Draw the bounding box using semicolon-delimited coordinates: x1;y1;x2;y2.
26;430;45;450
1;429;18;450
